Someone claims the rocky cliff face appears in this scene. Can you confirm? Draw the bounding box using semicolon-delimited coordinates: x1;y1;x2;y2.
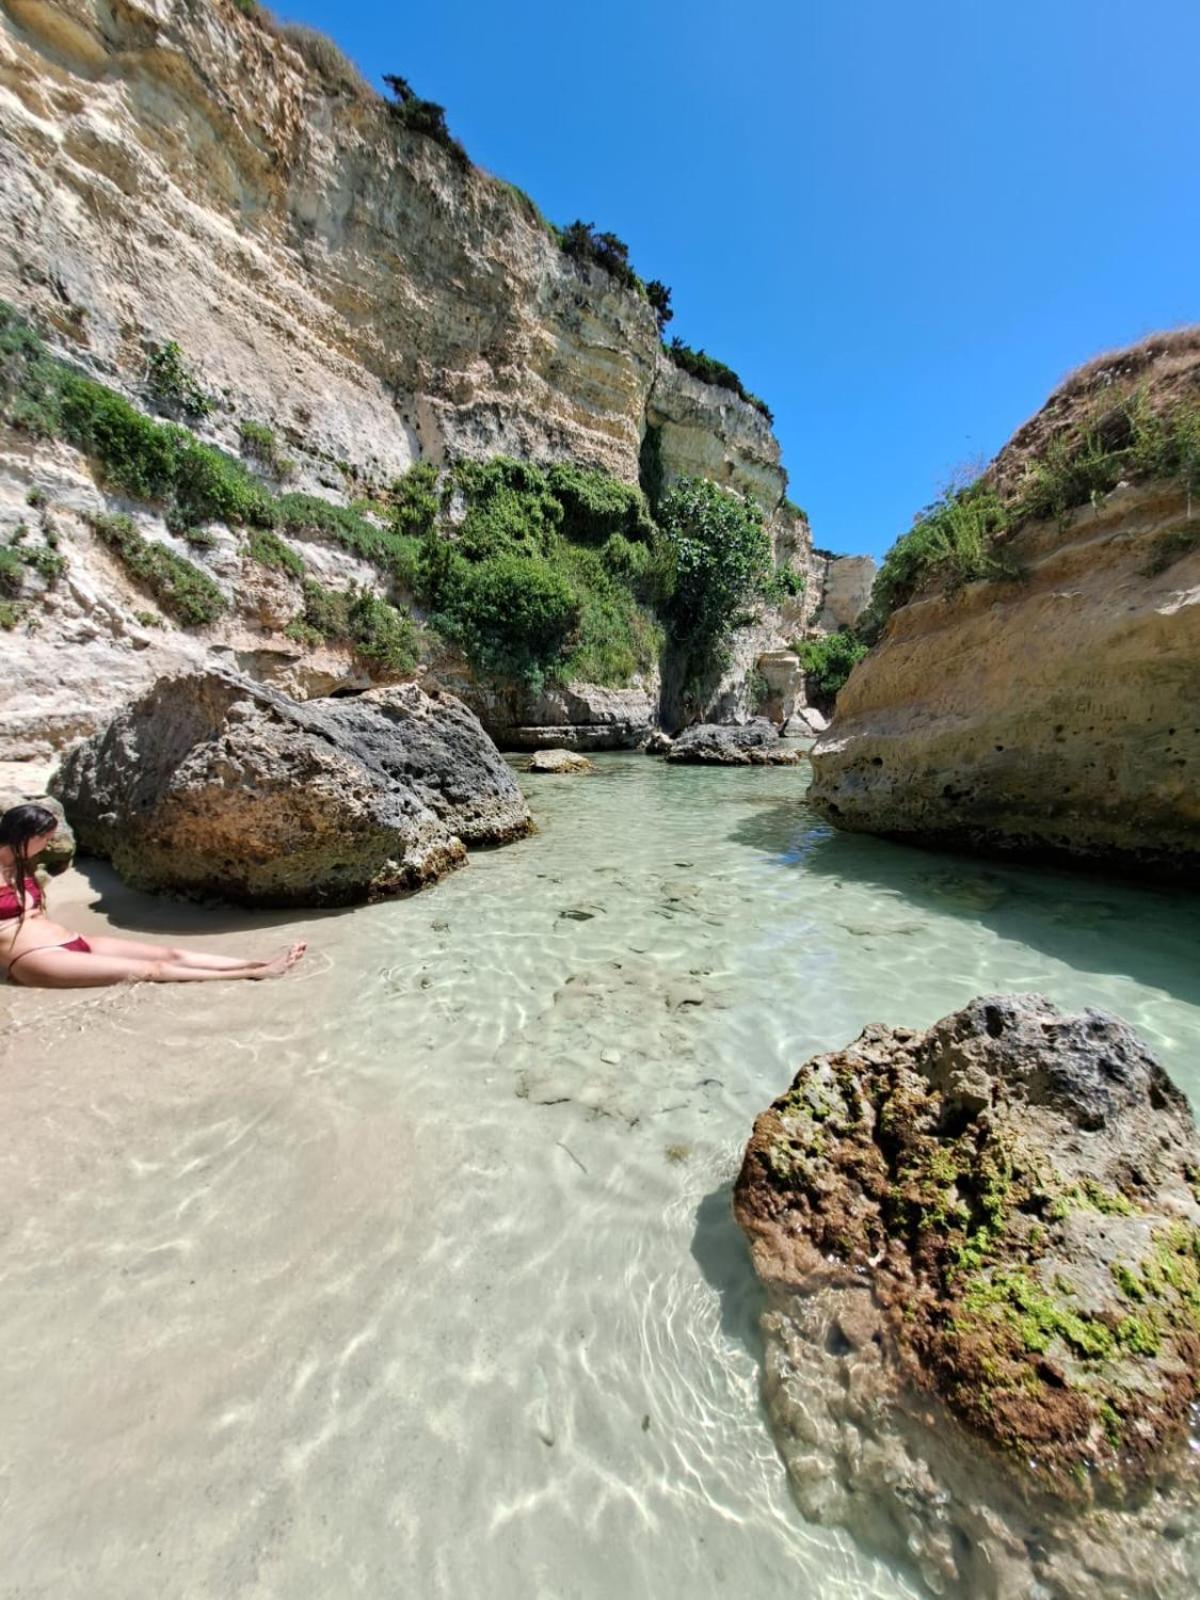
810;336;1200;881
0;0;834;756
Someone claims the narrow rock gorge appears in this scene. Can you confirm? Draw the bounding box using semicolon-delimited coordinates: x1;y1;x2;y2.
0;0;863;757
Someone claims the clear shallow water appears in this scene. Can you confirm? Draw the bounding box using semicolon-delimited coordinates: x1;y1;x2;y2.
2;752;1198;1599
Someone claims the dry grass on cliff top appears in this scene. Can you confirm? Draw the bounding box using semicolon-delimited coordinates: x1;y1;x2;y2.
990;324;1200;499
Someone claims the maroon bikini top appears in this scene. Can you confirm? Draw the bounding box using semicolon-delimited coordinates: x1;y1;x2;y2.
0;876;43;920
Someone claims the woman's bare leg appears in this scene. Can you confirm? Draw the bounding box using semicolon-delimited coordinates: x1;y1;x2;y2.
85;934;307;971
9;946;305;989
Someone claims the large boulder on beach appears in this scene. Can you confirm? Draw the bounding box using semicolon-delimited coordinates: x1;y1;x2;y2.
52;670;532;905
735;994;1200;1598
665;718;800;766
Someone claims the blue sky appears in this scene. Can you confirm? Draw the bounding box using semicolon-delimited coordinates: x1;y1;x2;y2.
277;0;1199;559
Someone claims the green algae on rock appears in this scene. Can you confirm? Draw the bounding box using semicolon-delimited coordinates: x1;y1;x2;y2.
735;994;1200;1597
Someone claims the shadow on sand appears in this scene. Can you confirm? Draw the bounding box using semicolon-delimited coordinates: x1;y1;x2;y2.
690;1181;765;1362
69;856;359;937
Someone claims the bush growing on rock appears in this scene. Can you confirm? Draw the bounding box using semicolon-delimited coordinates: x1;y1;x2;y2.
288;578;418;673
447;551;580;689
870;385;1200;629
664;337;773;423
383;74;469;168
796;627;868;704
558;222;641;292
88;512;226;627
145;340;214;422
658;476;771;675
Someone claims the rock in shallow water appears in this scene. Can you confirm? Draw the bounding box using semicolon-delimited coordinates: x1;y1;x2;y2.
52;670;532;905
665;718;800;766
524;749;594;774
734;994;1200;1599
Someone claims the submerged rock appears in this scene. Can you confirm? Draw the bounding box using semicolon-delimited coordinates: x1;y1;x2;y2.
52;670;531;905
524;749;594;774
665;718;800;766
735;994;1200;1598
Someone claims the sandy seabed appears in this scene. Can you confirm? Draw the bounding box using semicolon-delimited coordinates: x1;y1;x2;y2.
3;755;1197;1600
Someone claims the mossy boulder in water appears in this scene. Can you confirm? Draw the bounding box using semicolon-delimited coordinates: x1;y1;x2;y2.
735;994;1200;1598
52;669;532;906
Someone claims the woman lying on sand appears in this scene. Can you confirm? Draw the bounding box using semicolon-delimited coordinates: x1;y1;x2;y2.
1;804;306;988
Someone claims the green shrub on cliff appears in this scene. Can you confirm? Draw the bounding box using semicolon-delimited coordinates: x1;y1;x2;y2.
545;462;656;547
288;578;418;672
796;628;868;703
664;338;774;423
558;222;641;293
383;75;469;168
658;477;771;664
411;456;664;690
870;484;1012;624
442;551;580;688
88;512;226;627
145;341;214;422
871;389;1200;630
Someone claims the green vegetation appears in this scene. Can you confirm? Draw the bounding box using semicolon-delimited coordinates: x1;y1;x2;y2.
761;566;806;606
646;280;673;335
558;222;642;294
0;302;784;695
247;526;304;577
88;512;226;627
146;340;214;422
1;519;68;598
664;338;773;423
415;456;666;691
238;420;292;478
0;599;22;629
869;483;1013;626
288;579;419;672
959;1268;1122;1360
657;476;770;675
383;74;468;168
796;627;868;703
871;389;1200;629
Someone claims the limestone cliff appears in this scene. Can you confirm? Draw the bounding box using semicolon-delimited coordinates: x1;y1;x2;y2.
810;333;1200;880
0;0;833;755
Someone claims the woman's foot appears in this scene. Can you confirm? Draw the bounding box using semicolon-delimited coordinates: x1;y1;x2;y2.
251;941;308;979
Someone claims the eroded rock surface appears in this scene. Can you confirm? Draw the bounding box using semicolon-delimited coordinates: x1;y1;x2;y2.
735;994;1200;1598
665;718;800;766
52;670;530;904
524;749;594;774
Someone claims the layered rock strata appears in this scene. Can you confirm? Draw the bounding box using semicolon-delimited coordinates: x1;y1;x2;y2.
53;670;531;904
0;0;793;509
810;482;1200;879
735;994;1200;1598
0;0;838;754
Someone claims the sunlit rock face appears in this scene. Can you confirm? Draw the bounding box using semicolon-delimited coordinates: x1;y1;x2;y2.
809;480;1200;881
53;670;531;905
0;0;826;753
736;994;1200;1600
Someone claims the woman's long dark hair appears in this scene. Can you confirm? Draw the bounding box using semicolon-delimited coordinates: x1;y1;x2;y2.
0;803;57;921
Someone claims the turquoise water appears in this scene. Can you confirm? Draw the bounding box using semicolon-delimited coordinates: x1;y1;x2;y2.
2;753;1197;1598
